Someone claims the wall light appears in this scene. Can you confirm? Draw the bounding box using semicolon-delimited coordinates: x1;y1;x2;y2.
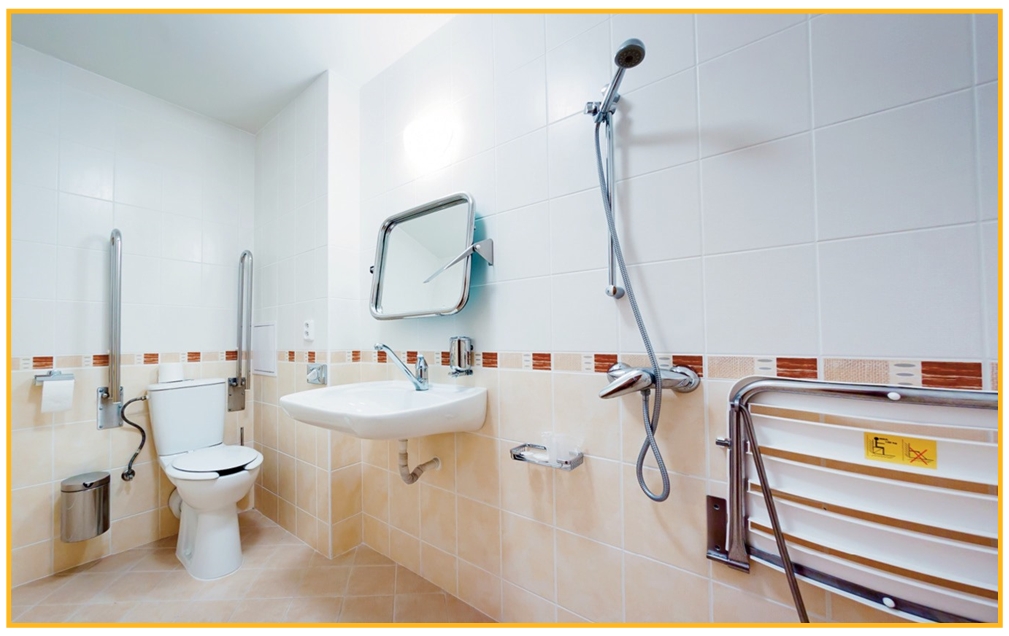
403;103;458;172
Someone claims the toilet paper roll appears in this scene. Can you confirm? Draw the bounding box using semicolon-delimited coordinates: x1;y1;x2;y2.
158;362;185;383
40;377;75;413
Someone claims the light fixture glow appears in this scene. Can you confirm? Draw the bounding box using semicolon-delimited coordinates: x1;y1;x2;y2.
403;103;457;171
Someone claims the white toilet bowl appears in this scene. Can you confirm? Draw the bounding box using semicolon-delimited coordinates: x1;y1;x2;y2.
147;378;263;581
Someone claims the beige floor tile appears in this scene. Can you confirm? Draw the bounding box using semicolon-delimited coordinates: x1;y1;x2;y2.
240;543;279;568
445;595;494;623
227;598;292;623
244;567;307;599
340;595;395;623
296;566;352;597
13;603;79;623
393;592;489;623
121;600;238;623
286;596;344;623
263;544;316;569
346;565;396;596
129;548;181;571
11;605;33;621
37;572;123;605
66;601;137;623
200;568;259;600
354;545;394;566
85;548;152;573
93;571;170;602
10;575;72;606
146;570;216;601
395;566;442;595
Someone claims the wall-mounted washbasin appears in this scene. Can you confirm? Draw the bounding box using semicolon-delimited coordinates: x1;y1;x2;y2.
278;381;487;440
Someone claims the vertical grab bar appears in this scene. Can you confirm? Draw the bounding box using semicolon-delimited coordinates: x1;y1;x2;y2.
97;229;123;429
228;250;253;411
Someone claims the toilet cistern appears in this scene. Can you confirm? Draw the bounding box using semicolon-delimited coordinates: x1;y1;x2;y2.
375;343;428;391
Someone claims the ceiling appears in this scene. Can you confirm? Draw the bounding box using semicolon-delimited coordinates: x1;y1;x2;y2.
11;12;455;132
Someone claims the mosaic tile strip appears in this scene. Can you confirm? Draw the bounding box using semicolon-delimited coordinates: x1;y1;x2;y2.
551;353;581;372
56;356;82;369
992;362;998;391
776;357;817;379
499;352;522;369
921;361;983;390
160;352;180;363
824;359;889;384
708;356;756;380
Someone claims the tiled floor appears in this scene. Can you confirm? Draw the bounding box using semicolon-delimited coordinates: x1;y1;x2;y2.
11;511;493;624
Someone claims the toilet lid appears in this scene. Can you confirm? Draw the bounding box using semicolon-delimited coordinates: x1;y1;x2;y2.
171;445;259;473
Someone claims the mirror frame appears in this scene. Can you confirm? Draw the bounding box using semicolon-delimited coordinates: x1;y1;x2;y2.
369;191;476;320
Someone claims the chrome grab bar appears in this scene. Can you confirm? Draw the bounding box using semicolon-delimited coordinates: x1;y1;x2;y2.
228;250;253;411
97;229;123;429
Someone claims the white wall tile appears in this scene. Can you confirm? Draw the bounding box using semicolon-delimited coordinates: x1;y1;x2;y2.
980;221;997;360
815;91;976;240
483;202;551;282
114;156;162;210
59;140;114;200
696;13;807;62
551;270;618;352
811;14;973;126
704;245;819;355
546;13;608;50
121;253;160;306
617;258;705;354
122;304;163;353
12;66;59;137
55;301;107;356
614;70;698;178
616;162;701;264
57;247;108;302
12;299;55;356
57;193;114;251
160;306;202;352
12;126;58;189
497;129;549;212
464;278;552;352
12;241;57;300
59;86;115;150
495;57;547;144
546;22;610;123
451;14;495;101
12;182;57;244
547;114;599;198
698;24;810;157
161;260;202;307
161;213;203;262
493;14;546;76
277;258;296;306
201;263;237;309
977;82;997;221
202;220;240;266
549;188;609;275
701;134;814;254
455;89;496;162
294;250;318;303
611;13;695;94
974;14;999;84
114;203;162;257
819;226;983;359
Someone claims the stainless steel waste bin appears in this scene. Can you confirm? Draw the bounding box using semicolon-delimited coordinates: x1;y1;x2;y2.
60;471;110;543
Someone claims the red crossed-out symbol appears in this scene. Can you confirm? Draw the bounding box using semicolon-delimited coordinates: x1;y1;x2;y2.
907;444;931;465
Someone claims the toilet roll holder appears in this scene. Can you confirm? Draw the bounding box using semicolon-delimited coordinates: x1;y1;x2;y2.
33;369;74;385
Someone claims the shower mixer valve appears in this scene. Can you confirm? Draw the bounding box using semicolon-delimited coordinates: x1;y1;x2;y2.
599;362;700;399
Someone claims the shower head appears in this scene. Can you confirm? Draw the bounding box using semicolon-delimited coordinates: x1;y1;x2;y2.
615;38;646;69
594;38;646;122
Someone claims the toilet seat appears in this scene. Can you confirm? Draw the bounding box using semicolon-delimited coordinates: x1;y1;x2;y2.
161;444;263;481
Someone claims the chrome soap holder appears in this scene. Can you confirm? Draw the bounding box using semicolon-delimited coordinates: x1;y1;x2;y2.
510;443;584;471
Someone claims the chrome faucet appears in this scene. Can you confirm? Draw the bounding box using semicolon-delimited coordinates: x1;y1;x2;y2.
375;343;429;391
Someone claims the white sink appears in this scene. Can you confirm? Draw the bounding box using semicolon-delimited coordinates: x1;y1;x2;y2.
278;381;487;440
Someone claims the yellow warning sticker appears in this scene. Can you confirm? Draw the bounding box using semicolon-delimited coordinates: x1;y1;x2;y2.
864;432;937;470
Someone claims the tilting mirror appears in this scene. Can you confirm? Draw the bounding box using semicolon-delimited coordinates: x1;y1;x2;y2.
370;192;493;320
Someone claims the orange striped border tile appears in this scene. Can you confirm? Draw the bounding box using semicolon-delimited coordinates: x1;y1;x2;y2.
441;351;451;366
673;355;704;377
376;350;387;363
224;350;237;361
776;357;817;380
32;356;53;370
921;361;982;390
187;352;201;363
406;351;417;365
92;354;110;367
594;353;618;374
307;351;316;363
531;353;551;371
352;350;361;362
481;352;498;368
287;351;295;362
143;353;159;365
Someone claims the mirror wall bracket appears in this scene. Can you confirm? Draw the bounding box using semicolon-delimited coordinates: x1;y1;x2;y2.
423;239;494;284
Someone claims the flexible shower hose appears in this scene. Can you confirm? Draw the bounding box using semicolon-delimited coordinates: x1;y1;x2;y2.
594;115;670;502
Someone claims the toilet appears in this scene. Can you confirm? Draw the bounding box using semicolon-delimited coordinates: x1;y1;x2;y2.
147;377;263;580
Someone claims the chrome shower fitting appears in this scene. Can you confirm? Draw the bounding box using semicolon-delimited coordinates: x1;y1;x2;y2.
375;343;429;391
599;362;700;399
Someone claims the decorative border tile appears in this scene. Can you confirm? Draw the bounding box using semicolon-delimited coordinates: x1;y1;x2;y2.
776;357;816;380
187;352;201;363
921;361;983;390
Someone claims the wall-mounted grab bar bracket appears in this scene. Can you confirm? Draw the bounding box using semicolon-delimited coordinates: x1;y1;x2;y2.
97;387;123;430
227;377;247;412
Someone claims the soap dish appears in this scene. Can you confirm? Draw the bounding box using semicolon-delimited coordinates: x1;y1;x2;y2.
509;443;584;471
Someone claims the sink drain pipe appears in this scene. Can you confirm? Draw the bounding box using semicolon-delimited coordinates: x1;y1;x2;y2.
398;439;440;485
